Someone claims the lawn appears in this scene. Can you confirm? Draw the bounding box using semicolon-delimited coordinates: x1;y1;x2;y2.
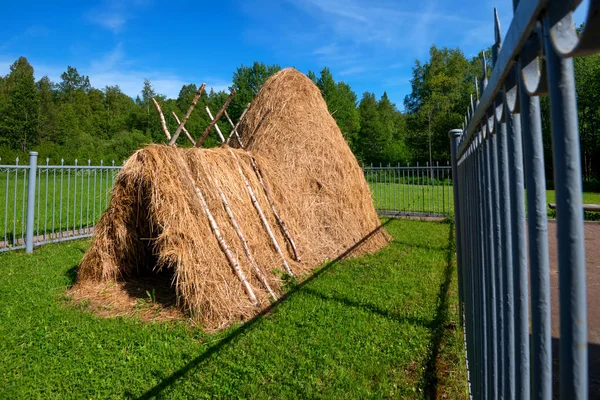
0;218;467;399
368;182;600;220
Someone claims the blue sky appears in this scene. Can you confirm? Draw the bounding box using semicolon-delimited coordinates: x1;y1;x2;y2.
0;0;589;110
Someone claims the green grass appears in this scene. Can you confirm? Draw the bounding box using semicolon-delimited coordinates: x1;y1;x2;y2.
0;169;117;244
0;219;468;399
368;182;600;220
369;182;454;215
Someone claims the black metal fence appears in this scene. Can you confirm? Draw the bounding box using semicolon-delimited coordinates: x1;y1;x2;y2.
449;1;599;399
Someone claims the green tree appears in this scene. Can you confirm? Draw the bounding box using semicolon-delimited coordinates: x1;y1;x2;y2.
357;92;385;164
404;45;480;163
229;61;281;121
141;79;156;132
313;68;360;149
36;76;58;143
0;57;40;151
57;66;91;103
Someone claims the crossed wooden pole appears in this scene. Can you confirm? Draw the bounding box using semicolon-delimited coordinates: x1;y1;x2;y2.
150;84;301;305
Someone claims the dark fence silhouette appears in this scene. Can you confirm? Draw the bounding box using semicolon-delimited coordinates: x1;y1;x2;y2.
449;1;600;399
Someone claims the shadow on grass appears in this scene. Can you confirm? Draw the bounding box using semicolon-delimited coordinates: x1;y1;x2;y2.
132;218;395;400
420;221;456;399
300;287;430;329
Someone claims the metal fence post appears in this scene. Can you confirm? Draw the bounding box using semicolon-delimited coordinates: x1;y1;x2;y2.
449;129;463;316
25;151;38;253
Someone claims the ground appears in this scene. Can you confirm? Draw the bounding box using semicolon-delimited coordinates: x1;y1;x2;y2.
547;221;600;396
0;218;468;399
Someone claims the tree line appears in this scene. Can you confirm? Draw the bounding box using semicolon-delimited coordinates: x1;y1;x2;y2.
0;45;598;181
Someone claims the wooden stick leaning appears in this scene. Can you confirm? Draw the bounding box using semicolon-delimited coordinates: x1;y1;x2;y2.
215;180;277;301
246;154;301;262
220;108;301;262
204;107;226;143
227;147;295;277
151;98;171;141
203;108;294;277
171;112;196;146
193;182;258;306
168;83;206;146
225;105;249;145
196;89;236;148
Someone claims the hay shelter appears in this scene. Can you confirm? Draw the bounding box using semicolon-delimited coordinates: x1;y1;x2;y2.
75;68;390;330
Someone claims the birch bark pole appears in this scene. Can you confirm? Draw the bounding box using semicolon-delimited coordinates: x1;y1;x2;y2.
196;89;236;148
205;106;226;143
151;98;171;141
227;148;295;277
246;154;301;262
192;182;259;306
168;83;206;146
225;105;249;145
221;110;302;262
215;180;277;300
171;112;196;146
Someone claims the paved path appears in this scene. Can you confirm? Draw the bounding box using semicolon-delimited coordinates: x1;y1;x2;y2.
547;221;600;396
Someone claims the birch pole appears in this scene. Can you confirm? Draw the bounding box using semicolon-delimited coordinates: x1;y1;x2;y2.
205;106;226;143
246;154;301;262
227;148;295;277
215;181;277;300
220;109;302;262
151;98;171;141
196;89;236;148
192;182;259;306
168;83;206;146
225;105;250;145
171;112;196;146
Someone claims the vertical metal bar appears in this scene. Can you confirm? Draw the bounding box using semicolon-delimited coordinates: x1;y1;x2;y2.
449;129;463;313
13;158;18;246
93;164;97;224
484;133;498;400
25;152;38;253
66;164;71;238
59;160;63;238
394;165;397;212
436;162;439;215
36;160;41;240
498;115;515;399
520;72;552;400
490;127;505;399
80;162;84;233
21;168;26;244
402;165;405;213
44;159;48;241
4;166;9;246
543;17;588;399
73;159;77;234
477;142;487;398
99;160;103;214
479;136;494;400
506;101;530;399
87;160;91;233
52;166;56;239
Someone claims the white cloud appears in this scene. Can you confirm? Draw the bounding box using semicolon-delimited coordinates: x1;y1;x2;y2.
87;12;127;33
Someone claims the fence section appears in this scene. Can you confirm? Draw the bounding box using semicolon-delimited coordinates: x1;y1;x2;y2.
0;153;121;252
449;1;599;399
363;163;452;217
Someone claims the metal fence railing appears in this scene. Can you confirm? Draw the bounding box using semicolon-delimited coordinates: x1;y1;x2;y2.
0;152;121;253
363;163;453;217
449;1;599;399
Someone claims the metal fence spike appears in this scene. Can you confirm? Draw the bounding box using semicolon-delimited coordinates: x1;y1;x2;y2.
494;7;502;47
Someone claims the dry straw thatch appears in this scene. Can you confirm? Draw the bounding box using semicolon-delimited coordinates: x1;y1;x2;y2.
76;68;390;330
